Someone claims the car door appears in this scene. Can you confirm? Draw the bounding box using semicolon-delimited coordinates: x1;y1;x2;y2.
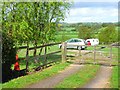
67;39;76;48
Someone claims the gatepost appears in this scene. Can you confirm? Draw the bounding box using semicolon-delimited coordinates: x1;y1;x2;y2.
62;42;67;63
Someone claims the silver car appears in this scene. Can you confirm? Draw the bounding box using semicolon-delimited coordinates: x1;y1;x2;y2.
59;38;86;50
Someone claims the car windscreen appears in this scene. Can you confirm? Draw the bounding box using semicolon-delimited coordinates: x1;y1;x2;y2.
66;39;74;42
75;39;82;42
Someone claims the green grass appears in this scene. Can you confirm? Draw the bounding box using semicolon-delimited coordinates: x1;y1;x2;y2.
55;30;78;42
3;62;70;88
61;27;76;31
55;35;78;42
12;52;62;71
57;31;78;35
18;45;60;58
86;46;94;50
16;44;62;70
55;65;100;88
0;84;2;90
110;66;118;88
21;53;61;71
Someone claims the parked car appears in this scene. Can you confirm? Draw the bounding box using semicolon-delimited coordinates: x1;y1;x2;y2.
85;39;99;46
59;38;86;50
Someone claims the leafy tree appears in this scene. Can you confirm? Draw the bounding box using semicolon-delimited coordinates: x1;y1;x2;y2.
2;2;71;45
77;25;92;39
98;24;118;44
2;2;72;69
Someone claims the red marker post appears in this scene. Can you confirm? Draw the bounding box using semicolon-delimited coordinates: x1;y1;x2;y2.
14;54;20;71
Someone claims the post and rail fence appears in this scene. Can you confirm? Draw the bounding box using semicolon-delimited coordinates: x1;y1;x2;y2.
18;42;61;72
17;42;117;72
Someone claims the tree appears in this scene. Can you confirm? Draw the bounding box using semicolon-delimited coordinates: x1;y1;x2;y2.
77;25;92;39
2;32;16;82
2;2;71;45
2;2;72;70
98;24;118;44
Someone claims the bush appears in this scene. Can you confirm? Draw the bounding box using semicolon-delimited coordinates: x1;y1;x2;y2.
71;29;76;31
2;33;16;83
98;24;117;44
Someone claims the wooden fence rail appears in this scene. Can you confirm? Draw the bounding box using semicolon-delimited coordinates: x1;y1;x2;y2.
18;42;61;50
18;42;61;72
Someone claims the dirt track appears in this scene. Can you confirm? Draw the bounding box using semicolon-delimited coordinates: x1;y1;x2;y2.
26;64;84;88
26;63;112;88
82;66;112;88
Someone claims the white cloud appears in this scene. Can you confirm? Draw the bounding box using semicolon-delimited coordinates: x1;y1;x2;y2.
73;0;119;2
69;8;118;17
64;7;118;23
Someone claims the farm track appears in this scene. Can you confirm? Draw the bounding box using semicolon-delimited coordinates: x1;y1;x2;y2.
26;49;114;88
26;64;84;88
26;64;112;88
69;50;113;88
82;66;112;88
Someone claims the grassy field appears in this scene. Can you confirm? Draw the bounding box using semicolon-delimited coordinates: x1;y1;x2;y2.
0;84;2;90
18;45;60;58
55;65;100;88
110;66;118;88
3;62;70;88
55;31;78;42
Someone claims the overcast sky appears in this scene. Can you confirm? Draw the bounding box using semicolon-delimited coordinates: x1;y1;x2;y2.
63;0;119;23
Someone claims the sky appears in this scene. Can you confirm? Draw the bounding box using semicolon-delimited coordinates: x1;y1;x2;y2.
62;0;119;23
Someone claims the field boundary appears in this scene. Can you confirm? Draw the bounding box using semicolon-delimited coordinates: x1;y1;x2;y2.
18;42;61;72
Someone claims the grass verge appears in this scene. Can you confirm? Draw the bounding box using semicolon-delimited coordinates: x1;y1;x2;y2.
0;84;2;90
54;64;100;88
110;66;118;88
2;62;70;88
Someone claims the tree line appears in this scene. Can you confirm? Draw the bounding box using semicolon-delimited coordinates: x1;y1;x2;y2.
77;23;118;44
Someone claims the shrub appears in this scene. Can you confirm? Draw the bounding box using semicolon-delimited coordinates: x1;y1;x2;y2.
2;33;16;82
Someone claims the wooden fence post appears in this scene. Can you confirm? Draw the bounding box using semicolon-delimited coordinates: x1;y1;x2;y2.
78;45;81;64
26;42;29;72
93;45;96;64
110;45;112;66
44;46;47;67
62;42;67;63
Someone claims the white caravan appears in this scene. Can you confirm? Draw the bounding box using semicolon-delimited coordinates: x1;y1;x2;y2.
85;39;99;46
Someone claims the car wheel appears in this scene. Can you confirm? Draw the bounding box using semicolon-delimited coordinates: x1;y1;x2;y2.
81;48;85;50
60;45;62;49
77;46;81;50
